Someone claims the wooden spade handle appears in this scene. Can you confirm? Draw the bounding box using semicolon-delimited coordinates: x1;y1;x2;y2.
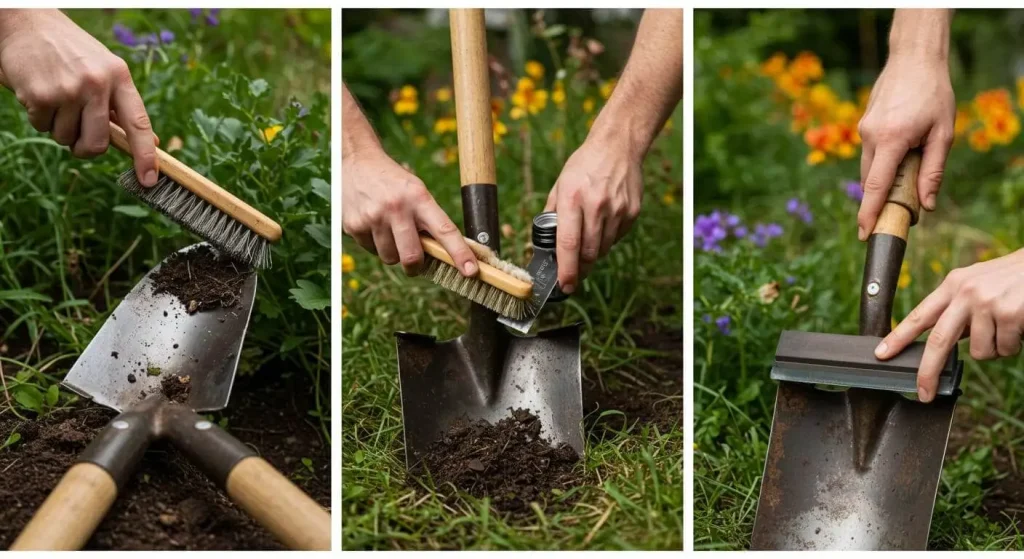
871;149;922;240
225;456;331;551
421;236;532;299
449;9;497;187
10;463;118;550
109;122;283;243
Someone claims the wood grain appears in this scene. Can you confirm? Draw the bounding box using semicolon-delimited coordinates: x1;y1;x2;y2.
10;463;118;550
421;236;532;298
449;9;497;186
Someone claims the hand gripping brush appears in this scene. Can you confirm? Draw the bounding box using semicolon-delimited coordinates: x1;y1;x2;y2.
109;123;283;269
419;211;567;328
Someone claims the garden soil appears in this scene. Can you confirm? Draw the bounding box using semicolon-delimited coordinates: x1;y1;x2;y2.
414;409;582;517
0;371;329;550
151;245;250;314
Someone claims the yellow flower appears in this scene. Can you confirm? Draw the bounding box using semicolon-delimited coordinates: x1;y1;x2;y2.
663;119;674;132
760;53;787;78
599;78;617;100
493;119;507;143
586;116;595;129
342;253;355;273
662;192;676;205
789;51;823;82
583;97;595;114
898;261;911;289
433;146;458;167
261;124;284;143
525;60;544;81
806;149;826;165
954;106;973;138
186;57;198;71
774;72;807;100
836;142;856;159
434;116;457;135
510;106;526;120
511;77;548;117
552;81;566;107
808;83;838;114
348;278;360;291
834;101;858;124
393;85;419;115
929;259;943;275
413;135;427;147
342;305;349;319
983;110;1021;145
435;87;452;103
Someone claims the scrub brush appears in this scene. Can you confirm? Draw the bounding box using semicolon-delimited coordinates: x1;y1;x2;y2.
420;235;533;319
109;123;282;269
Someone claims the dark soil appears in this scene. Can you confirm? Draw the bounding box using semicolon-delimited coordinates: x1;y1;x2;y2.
0;371;329;550
583;313;683;437
160;375;192;404
151;245;250;315
413;409;582;517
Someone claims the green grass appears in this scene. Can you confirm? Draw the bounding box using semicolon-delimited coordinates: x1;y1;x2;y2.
0;9;331;439
342;23;683;544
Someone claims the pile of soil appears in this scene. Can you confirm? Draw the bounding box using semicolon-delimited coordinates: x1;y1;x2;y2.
0;371;329;550
583;313;683;437
413;409;582;516
151;245;250;314
160;375;192;404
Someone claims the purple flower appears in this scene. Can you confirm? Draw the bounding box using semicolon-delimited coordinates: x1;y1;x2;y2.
702;314;712;323
715;315;731;336
695;210;746;252
160;29;175;43
786;197;812;224
113;23;136;47
786;275;796;285
206;8;221;26
189;8;203;21
751;223;784;247
733;226;747;239
725;214;740;227
844;181;864;202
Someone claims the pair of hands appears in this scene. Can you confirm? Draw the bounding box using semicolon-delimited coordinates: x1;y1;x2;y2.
0;10;157;186
860;49;1023;401
341;138;642;295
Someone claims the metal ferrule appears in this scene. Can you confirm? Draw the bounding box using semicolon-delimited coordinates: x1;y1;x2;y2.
78;400;160;489
859;233;907;337
461;184;499;251
158;404;256;487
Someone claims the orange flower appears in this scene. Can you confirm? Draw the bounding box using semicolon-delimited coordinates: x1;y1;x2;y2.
954;106;973;137
760;53;787;78
511;77;548;118
983;110;1020;145
974;89;1013;117
789;52;823;83
969;128;991;152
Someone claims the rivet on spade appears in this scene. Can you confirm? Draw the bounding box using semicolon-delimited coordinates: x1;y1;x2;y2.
194;420;213;431
112;420;130;430
866;281;880;296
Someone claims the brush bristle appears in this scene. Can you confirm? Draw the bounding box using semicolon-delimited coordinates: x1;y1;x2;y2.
424;257;531;319
118;169;271;269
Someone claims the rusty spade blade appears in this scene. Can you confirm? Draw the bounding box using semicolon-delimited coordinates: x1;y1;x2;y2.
63;242;256;412
752;150;960;550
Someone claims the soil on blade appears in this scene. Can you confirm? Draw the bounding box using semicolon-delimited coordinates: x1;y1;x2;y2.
412;409;582;517
0;371;329;550
151;245;250;314
160;375;192;404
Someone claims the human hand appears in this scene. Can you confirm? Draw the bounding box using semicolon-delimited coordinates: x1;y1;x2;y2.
0;10;158;186
342;148;478;277
544;137;642;294
874;250;1024;402
857;54;955;240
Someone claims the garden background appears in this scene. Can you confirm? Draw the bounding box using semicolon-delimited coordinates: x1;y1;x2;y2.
695;8;1024;551
0;9;331;550
342;8;683;551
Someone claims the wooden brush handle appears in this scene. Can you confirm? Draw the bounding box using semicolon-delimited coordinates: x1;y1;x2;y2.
450;9;497;187
225;456;331;550
421;236;532;299
10;463;118;550
871;149;922;240
109;122;283;243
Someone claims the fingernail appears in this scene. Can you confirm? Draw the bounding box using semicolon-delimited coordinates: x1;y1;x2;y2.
874;341;888;358
463;262;478;276
143;170;158;187
925;193;936;210
562;283;575;295
917;387;930;402
858;226;866;241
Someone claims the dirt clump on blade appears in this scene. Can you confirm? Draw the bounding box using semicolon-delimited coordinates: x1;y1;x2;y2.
412;409;582;517
151;245;250;314
161;375;192;404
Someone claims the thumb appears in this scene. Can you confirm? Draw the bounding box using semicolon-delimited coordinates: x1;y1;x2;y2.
917;129;953;211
